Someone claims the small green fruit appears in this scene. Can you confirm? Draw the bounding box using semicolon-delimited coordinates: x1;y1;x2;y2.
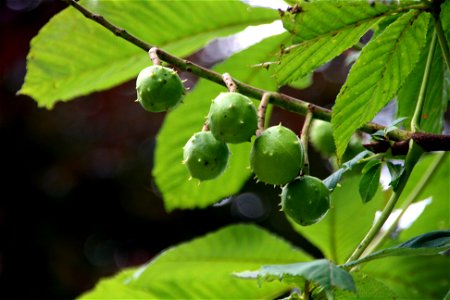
136;65;184;112
250;125;304;185
310;120;336;156
281;175;330;226
208;92;258;143
183;131;229;181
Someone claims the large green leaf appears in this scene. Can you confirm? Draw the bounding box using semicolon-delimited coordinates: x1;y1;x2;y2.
154;33;288;211
236;259;356;298
397;29;447;133
290;175;386;264
362;255;450;299
19;0;278;108
332;11;430;160
80;224;311;299
345;230;450;268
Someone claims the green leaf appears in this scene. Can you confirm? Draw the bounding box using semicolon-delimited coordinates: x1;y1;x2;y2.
398;153;450;240
362;254;450;299
281;0;414;43
236;259;355;297
323;150;370;191
345;230;450;268
397;33;447;133
332;11;430;160
386;161;404;188
441;0;450;50
358;160;381;203
332;271;398;299
275;19;378;85
141;224;310;299
19;0;278;108
80;224;311;299
288;72;313;89
153;33;288;211
291;175;386;264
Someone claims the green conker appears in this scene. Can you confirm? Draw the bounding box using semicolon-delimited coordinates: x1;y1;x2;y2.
136;65;184;112
281;175;330;226
183;131;229;181
207;92;258;144
250;125;304;185
310;119;336;156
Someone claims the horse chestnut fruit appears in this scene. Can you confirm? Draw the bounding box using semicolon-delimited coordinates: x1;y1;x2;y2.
250;125;304;185
183;131;229;181
310;119;335;156
281;175;330;226
136;65;184;112
207;92;258;143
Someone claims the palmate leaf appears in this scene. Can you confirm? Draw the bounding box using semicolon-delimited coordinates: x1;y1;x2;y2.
18;0;278;108
153;33;289;211
79;224;312;299
332;10;430;160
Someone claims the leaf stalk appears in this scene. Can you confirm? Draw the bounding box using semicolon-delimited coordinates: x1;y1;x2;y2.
411;30;437;132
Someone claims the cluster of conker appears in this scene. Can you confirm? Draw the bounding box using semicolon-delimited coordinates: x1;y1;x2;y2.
136;64;330;226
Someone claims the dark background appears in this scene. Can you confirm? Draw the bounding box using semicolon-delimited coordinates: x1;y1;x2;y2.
0;1;351;299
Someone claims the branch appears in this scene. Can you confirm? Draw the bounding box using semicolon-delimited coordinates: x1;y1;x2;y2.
62;0;450;151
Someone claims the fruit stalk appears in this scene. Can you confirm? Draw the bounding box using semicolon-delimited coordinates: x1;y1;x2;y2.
148;47;161;65
256;93;272;136
300;109;314;175
222;73;238;93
